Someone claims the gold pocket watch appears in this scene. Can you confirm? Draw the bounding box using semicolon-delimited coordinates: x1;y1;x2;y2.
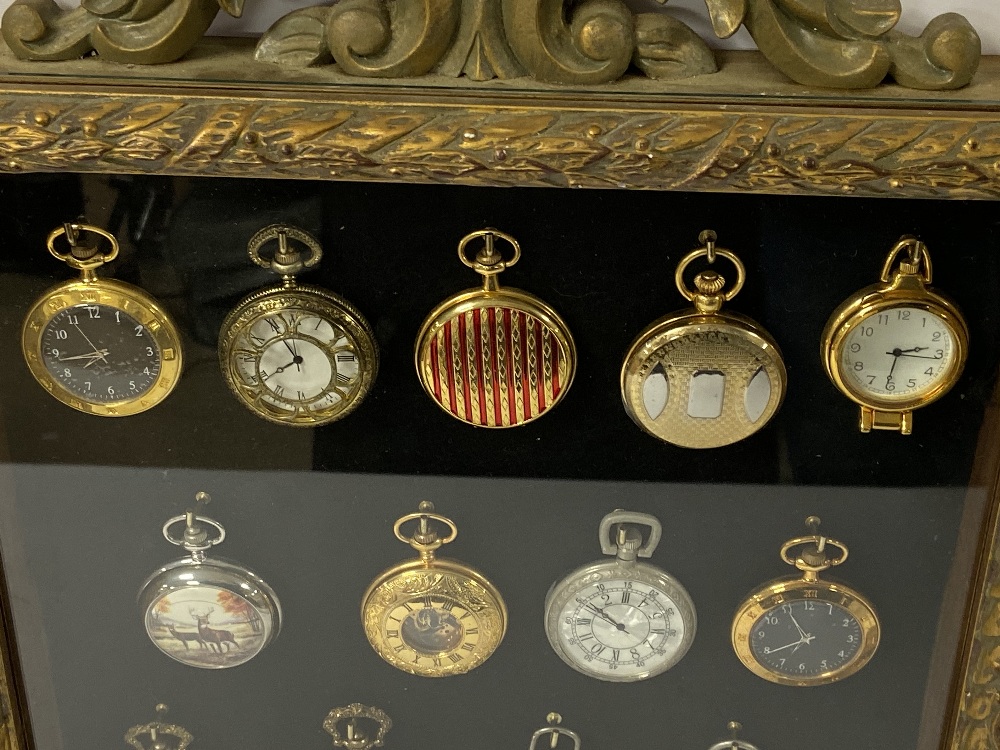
544;510;696;681
219;224;378;427
621;231;786;449
22;223;183;416
137;492;282;669
415;229;576;427
731;517;879;687
361;501;507;677
822;237;969;435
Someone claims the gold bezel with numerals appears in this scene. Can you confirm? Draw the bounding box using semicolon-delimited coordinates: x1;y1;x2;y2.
731;518;880;687
218;225;378;427
361;502;507;677
822;237;969;435
22;224;182;417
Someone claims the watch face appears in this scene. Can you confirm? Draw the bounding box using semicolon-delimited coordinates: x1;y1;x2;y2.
750;599;862;679
552;579;690;680
224;302;375;426
363;566;506;677
840;306;958;402
732;581;879;686
41;303;161;402
23;282;183;417
145;586;272;669
622;319;786;449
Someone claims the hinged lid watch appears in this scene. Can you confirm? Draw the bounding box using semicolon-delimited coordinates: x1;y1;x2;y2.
137;492;281;668
621;231;786;448
415;229;576;427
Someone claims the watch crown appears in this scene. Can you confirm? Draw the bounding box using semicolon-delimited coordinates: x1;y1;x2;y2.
615;525;642;561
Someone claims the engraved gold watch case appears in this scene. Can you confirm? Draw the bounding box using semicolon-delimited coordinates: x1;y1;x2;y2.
731;517;880;687
137;492;282;669
22;223;183;416
544;510;697;682
219;224;378;427
621;231;786;449
822;237;969;435
361;501;507;677
415;229;576;428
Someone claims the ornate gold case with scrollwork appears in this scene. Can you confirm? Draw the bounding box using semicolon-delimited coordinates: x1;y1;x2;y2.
361;502;507;677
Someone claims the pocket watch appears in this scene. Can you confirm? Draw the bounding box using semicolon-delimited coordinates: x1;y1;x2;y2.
621;231;786;449
125;704;192;750
707;722;759;750
529;713;580;750
22;223;183;416
822;237;969;434
219;224;378;427
137;492;281;669
415;229;576;427
323;703;392;750
731;516;880;687
361;501;507;677
544;509;697;682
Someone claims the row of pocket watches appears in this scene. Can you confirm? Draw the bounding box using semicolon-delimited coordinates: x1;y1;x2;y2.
139;496;878;689
24;223;968;445
125;704;761;750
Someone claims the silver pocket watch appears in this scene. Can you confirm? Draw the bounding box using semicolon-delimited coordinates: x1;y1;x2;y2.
137;492;281;669
544;510;697;682
707;722;760;750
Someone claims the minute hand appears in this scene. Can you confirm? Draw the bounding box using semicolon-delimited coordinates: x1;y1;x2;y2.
894;354;943;360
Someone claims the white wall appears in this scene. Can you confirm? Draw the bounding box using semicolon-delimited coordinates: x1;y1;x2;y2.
10;0;1000;54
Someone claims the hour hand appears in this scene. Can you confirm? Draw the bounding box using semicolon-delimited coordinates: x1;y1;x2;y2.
59;349;110;362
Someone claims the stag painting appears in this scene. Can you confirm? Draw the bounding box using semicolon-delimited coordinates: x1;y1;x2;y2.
190;607;239;654
167;624;206;650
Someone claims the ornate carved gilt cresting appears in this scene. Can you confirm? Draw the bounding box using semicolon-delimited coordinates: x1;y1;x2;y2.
1;0;240;63
250;0;983;89
0;0;981;90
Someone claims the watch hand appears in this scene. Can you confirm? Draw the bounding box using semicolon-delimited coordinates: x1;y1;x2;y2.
73;324;107;362
586;603;630;633
273;359;298;375
895;354;944;360
59;350;110;362
887;354;899;386
787;611;808;640
766;638;808;655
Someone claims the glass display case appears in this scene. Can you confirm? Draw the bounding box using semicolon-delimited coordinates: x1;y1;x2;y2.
0;24;998;750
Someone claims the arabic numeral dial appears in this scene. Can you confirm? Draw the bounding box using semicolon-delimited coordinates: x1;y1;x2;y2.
841;307;956;400
750;599;862;677
40;303;161;401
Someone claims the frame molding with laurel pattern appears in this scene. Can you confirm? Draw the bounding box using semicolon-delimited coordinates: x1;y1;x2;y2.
1;37;1000;750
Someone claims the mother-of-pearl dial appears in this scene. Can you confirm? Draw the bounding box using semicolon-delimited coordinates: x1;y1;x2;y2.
840;306;956;402
554;579;687;679
231;309;361;419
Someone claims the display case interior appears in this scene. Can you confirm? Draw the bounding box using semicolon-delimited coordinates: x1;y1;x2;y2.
0;173;996;749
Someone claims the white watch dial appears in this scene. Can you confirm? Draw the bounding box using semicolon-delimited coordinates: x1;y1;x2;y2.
554;579;688;680
233;309;361;415
840;306;956;401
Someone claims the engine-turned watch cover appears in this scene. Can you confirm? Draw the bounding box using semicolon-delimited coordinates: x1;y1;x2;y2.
415;229;576;428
